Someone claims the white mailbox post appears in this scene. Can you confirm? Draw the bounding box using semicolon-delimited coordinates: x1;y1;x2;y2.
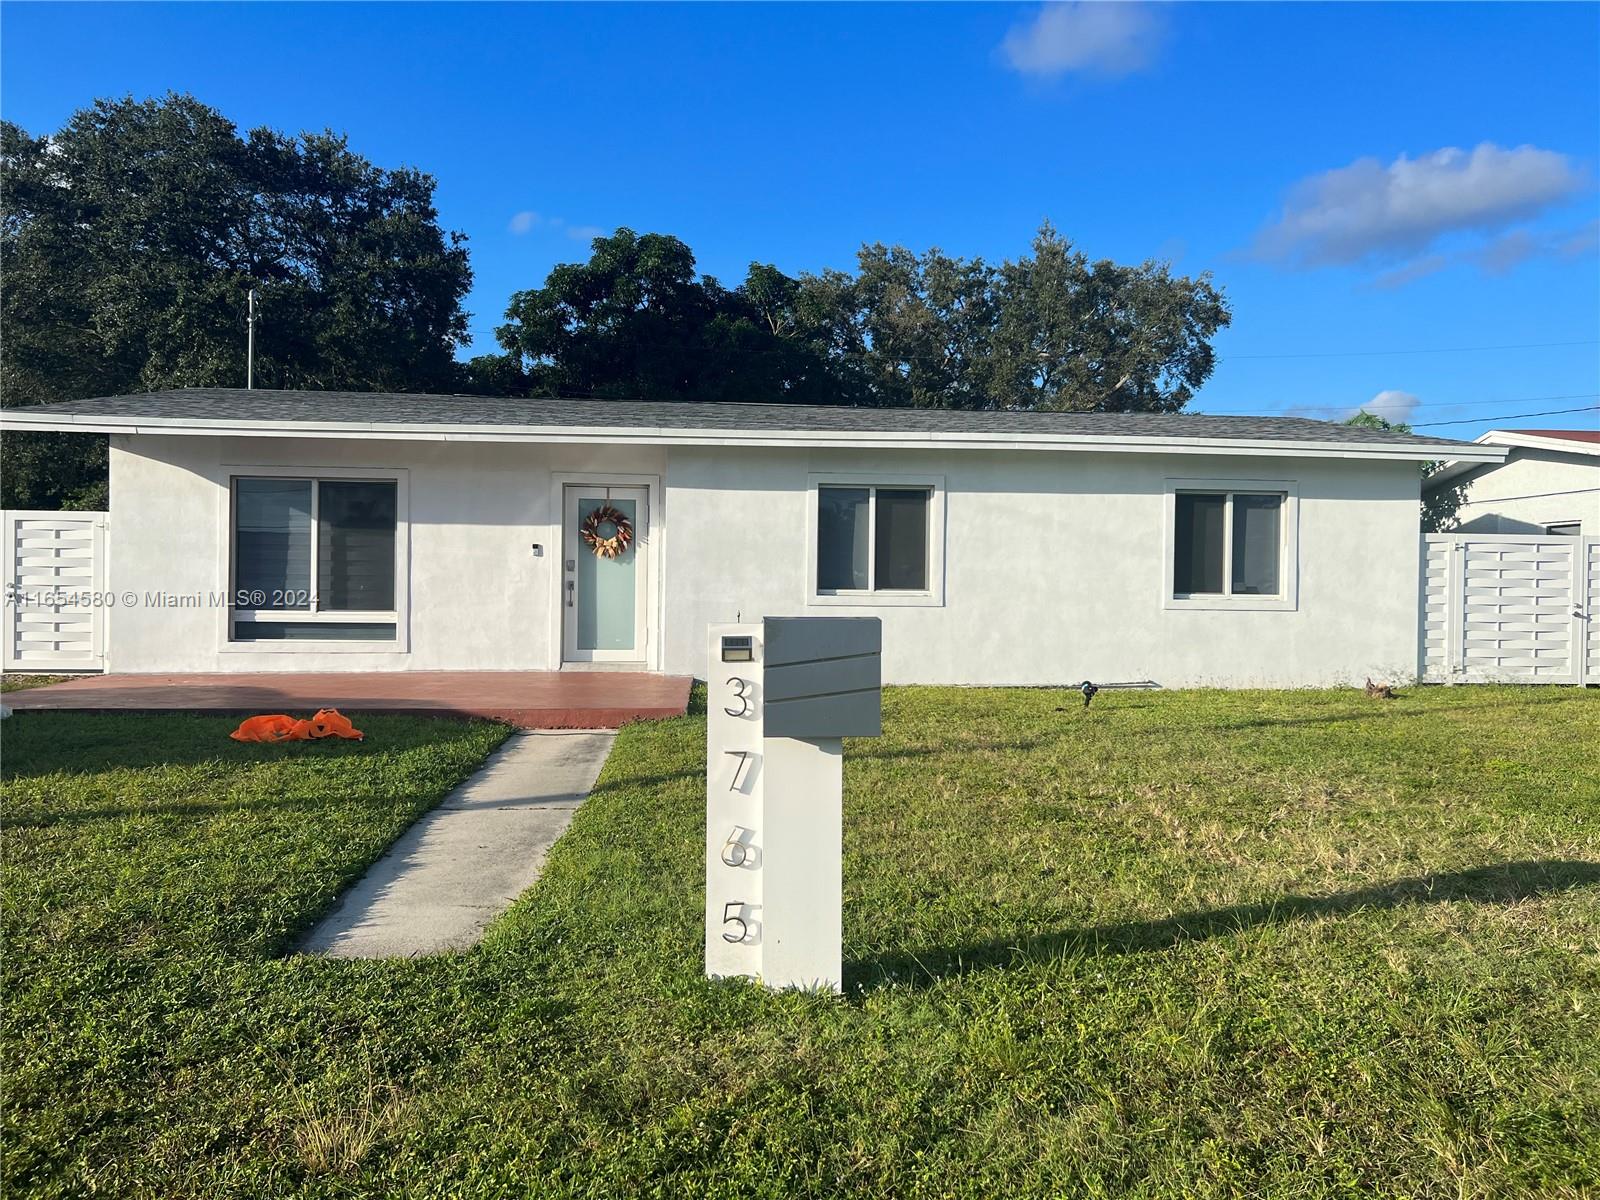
705;617;882;993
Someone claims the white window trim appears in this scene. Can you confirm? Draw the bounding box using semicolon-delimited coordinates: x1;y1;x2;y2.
1162;477;1299;612
217;465;410;654
805;472;946;608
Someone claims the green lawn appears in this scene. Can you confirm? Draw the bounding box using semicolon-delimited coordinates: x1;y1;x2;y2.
3;688;1598;1198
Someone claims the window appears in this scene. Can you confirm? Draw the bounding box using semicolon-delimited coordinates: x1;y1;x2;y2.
231;476;399;642
1165;479;1297;610
812;483;934;601
1173;490;1283;597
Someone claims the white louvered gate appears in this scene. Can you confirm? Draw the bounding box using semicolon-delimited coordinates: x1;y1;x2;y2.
3;510;107;671
1588;539;1600;686
1421;533;1596;685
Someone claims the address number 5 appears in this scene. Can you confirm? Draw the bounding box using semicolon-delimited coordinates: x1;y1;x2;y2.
721;901;749;943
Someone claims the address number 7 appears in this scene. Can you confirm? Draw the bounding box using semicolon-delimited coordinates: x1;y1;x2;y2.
723;750;756;792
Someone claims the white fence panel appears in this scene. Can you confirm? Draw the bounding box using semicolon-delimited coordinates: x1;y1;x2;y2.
2;510;108;671
1421;533;1594;685
1420;535;1451;677
1589;539;1600;685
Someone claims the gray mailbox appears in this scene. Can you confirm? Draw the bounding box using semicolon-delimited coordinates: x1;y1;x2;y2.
706;616;884;992
761;616;882;739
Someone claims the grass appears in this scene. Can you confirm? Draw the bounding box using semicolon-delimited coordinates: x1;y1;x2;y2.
1;674;73;693
3;687;1598;1198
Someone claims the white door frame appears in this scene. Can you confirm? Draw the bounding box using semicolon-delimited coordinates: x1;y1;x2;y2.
549;474;661;670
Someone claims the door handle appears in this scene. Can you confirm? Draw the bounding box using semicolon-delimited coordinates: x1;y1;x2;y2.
565;580;574;608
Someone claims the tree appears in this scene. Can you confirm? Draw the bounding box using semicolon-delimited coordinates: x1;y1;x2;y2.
700;265;858;406
491;222;1230;413
797;243;998;410
1;94;472;509
492;228;838;405
496;229;710;400
1345;410;1466;531
989;224;1230;412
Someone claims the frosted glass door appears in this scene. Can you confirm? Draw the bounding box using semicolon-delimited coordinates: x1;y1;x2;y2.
563;486;648;662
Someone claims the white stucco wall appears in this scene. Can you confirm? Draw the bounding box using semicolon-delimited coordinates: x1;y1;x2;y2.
105;434;1423;686
105;434;664;673
1436;447;1600;535
661;447;1423;687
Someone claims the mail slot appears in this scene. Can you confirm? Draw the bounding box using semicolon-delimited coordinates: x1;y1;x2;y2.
761;616;882;738
720;635;755;663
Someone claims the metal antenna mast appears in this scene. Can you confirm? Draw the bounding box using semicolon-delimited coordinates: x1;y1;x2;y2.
246;288;258;390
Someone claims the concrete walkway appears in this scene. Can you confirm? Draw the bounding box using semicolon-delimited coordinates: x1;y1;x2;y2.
300;729;615;958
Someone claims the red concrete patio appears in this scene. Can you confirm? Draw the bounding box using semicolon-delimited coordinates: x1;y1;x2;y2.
2;671;693;729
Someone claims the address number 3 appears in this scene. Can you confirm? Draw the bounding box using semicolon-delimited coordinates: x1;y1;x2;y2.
724;677;753;717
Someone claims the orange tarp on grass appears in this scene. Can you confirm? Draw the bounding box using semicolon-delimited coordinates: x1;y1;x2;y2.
229;709;364;743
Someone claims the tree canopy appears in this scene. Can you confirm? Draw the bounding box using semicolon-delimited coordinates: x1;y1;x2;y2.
1;94;473;508
4;95;1238;511
479;230;844;405
476;223;1231;412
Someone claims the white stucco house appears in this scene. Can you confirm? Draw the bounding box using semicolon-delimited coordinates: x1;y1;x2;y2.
1425;428;1600;537
4;388;1509;687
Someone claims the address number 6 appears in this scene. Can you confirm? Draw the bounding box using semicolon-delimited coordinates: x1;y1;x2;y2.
720;827;754;867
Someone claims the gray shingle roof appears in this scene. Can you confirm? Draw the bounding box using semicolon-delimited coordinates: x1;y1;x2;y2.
5;387;1481;450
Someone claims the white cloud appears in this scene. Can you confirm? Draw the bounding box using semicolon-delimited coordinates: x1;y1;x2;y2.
1253;143;1587;267
1000;2;1162;78
1371;255;1448;291
1289;389;1425;424
1357;390;1422;424
1475;229;1539;276
1559;219;1600;259
1369;219;1599;289
509;212;607;243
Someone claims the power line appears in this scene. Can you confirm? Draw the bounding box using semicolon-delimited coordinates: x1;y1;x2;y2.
469;330;1600;356
1208;391;1600;416
1458;487;1600;506
464;326;1600;364
1409;404;1600;428
1228;338;1600;361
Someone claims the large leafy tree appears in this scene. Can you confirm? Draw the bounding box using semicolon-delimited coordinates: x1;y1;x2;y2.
485;222;1230;413
989;223;1231;412
1;94;472;508
486;229;840;405
808;244;999;410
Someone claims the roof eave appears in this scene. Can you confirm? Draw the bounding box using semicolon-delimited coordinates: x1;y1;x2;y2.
1475;430;1600;457
0;411;1507;463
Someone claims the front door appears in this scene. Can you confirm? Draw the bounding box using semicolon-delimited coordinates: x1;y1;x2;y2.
563;485;649;663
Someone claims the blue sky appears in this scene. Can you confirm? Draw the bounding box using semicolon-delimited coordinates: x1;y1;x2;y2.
3;1;1597;438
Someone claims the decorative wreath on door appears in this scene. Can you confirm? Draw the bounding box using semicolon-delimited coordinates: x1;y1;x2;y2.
580;503;634;559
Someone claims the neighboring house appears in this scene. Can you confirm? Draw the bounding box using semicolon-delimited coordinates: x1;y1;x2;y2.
3;389;1507;687
1426;428;1600;536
